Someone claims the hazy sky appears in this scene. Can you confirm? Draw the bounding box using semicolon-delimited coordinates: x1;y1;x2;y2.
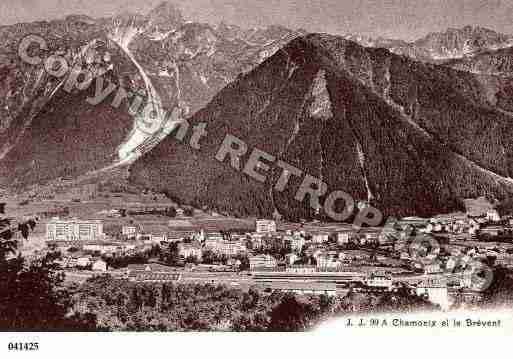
1;0;513;40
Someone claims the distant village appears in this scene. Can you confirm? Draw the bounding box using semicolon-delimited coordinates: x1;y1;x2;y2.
29;203;513;311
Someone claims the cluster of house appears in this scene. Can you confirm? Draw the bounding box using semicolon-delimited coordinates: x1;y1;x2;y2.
52;238;156;271
45;217;160;271
416;209;513;239
43;211;513;310
41;216;447;273
174;230;249;260
159;220;389;272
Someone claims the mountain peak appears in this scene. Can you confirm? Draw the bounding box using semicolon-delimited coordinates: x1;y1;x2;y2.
418;25;510;42
146;1;185;31
147;1;185;30
410;25;513;60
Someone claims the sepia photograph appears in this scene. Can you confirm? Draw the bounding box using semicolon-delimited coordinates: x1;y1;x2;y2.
1;0;513;357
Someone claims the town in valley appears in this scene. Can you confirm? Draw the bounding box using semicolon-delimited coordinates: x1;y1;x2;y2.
6;191;513;314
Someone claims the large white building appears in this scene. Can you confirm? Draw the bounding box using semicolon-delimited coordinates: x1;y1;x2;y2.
46;217;104;241
122;226;138;239
177;242;203;261
204;239;247;257
337;232;351;245
486;210;501;222
284;235;305;252
255;219;277;233
316;255;341;269
250;254;277;269
311;232;330;243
